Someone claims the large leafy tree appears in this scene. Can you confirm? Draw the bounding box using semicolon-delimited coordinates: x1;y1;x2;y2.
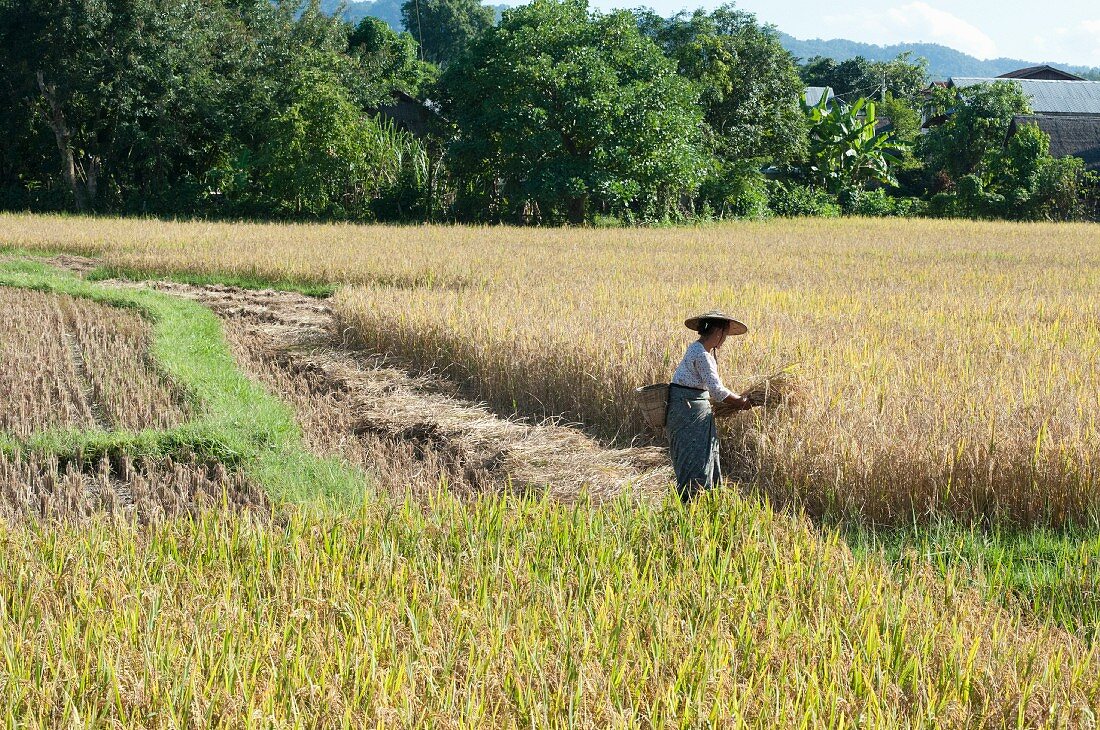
636;5;806;165
400;0;494;66
235;1;396;122
440;0;706;224
0;0;425;217
208;7;433;220
349;17;436;95
0;0;235;212
222;59;427;219
922;81;1031;182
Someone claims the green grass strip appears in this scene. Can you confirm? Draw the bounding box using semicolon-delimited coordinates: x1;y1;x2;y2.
86;265;337;297
0;259;368;506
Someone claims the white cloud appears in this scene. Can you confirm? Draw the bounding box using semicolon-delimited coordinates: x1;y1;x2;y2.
820;2;999;59
1030;20;1100;66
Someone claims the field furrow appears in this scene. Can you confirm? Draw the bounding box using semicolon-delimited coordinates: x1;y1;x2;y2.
126;279;671;501
0;450;267;521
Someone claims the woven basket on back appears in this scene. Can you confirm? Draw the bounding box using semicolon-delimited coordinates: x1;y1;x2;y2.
634;383;670;429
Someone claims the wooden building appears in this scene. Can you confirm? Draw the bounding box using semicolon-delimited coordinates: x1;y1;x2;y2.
947;77;1100;116
997;65;1087;81
921;67;1100;170
372;90;437;138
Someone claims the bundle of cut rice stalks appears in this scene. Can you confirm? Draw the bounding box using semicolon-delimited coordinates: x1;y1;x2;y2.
712;366;801;418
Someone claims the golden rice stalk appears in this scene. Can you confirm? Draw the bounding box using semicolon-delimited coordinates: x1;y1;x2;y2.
713;366;801;417
7;213;1100;526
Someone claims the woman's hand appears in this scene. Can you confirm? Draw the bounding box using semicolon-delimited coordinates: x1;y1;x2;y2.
723;394;753;411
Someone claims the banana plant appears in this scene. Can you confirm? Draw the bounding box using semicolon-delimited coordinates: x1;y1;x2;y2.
799;92;908;193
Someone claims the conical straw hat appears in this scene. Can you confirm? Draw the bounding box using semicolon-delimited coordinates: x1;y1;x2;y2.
684;309;748;335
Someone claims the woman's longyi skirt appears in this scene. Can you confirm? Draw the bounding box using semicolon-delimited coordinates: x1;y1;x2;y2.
666;384;721;501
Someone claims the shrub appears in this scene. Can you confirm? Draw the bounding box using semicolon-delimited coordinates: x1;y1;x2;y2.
1083;171;1100;221
1034;155;1087;221
766;181;840;217
697;162;771;220
840;187;929;217
961;175;1007;218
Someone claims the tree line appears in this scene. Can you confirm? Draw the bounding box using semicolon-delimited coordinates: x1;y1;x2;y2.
2;0;1096;224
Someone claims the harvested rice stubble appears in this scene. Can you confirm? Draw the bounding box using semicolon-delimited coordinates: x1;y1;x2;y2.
130;274;675;503
0;288;95;436
0;450;267;521
0;287;190;437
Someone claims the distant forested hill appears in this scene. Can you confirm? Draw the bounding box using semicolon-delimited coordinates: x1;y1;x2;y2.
778;33;1100;80
320;0;401;26
322;1;1100;80
326;0;507;30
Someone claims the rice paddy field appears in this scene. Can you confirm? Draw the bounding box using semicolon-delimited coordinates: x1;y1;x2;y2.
1;212;1100;727
7;213;1099;524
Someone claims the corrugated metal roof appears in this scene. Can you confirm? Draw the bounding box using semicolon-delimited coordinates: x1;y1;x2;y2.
950;78;1100;115
804;86;834;107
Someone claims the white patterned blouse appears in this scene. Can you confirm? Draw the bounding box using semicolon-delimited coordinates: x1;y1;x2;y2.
671;341;735;401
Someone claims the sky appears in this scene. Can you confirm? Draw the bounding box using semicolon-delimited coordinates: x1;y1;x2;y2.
581;0;1100;67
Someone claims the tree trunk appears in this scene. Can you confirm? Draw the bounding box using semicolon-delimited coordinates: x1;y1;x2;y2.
36;70;88;212
567;194;587;225
85;156;99;205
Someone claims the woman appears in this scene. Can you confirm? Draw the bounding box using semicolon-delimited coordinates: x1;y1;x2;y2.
667;310;751;501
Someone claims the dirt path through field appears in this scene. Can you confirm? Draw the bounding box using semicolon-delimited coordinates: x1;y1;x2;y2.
79;271;673;501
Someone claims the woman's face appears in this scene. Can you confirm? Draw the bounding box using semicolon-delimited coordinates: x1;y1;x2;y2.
702;321;730;348
714;322;730;347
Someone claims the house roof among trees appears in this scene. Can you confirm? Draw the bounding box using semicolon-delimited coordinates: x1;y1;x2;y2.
949;78;1100;115
997;65;1086;81
804;86;834;107
371;90;436;138
1011;115;1100;171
